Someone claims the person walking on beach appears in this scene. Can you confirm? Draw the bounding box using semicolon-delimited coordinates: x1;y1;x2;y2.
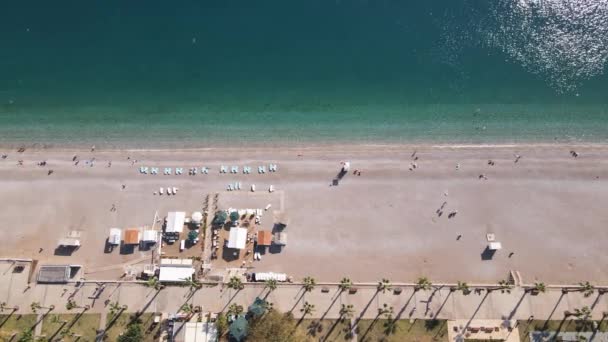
110;204;116;212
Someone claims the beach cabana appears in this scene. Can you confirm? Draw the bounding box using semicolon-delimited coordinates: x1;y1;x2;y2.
273;232;287;246
124;228;140;245
57;238;80;247
166;211;186;234
227;227;247;249
108;228;122;245
142;230;158;243
488;242;502;250
256;231;272;246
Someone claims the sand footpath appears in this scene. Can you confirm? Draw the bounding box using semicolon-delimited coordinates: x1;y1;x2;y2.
0;143;607;284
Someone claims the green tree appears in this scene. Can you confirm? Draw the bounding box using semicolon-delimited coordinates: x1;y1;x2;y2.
383;315;398;336
145;276;163;291
529;282;546;294
227;276;244;290
30;302;41;314
65;299;77;311
573;306;592;320
17;329;34;342
339;304;355;321
454;281;471;295
187;230;198;242
230;211;240;222
265;279;278;292
227;303;244;317
378;303;393;317
377;278;392;293
339;278;353;292
300;302;315;317
213;211;228;226
498;279;513;294
303;276;316;292
183;276;202;291
415;277;432;291
118;323;143;342
580;282;595;298
0;302;6;312
247;309;310;341
109;301;127;317
216;313;228;337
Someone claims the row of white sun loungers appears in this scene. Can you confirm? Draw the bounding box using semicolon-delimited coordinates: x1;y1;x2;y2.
158;187;179;195
226;183;274;193
140;165;276;175
227;208;264;217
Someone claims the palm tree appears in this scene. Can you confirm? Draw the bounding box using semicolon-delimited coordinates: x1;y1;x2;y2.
181;303;194;317
498;280;513;294
573;306;591;319
300;301;315;317
0;302;6;312
303;276;316;292
109;302;127;317
378;303;394;318
30;302;41;314
65;299;77;311
383;315;398;336
18;329;34;342
227;303;244;317
453;281;471;295
227;276;244;290
528;282;546;295
579;282;594;298
339;278;353;292
377;278;392;293
183;276;202;292
265;279;278;292
145;276;163;291
339;304;354;321
415;277;432;291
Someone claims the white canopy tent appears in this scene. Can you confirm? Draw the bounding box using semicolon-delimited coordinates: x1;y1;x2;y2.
191;212;203;226
254;272;288;282
142;230;158;243
159;266;195;282
108;228;121;245
166;212;186;233
227;227;247;249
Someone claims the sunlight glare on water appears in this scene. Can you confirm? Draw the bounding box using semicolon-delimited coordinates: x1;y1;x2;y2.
486;0;608;92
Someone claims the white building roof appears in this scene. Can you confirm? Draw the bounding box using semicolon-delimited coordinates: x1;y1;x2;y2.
166;212;186;233
159;266;194;282
183;322;218;342
160;258;193;266
254;272;287;282
108;228;121;245
227;227;247;249
142;230;158;242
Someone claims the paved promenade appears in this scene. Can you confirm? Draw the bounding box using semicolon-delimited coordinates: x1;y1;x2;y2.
2;265;607;323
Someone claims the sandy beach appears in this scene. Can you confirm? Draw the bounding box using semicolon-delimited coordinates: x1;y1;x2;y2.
0;144;607;284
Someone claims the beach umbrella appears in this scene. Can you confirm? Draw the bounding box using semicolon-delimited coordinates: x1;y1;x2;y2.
230;211;240;222
229;315;249;342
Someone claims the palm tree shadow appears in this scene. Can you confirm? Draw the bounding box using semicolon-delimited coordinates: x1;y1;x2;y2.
394;291;416;321
48;321;68;341
319;290;342;322
507;292;527;321
543;292;565;329
289;291;307;314
0;310;16;329
434;291;453;319
130;289;162;324
322;318;344;342
352;290;379;329
220;289;241;313
358;313;382;342
463;291;490;330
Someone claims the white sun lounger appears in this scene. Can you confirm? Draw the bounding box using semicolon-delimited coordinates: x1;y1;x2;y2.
227;184;233;191
172;187;178;194
164;168;172;175
269;164;277;172
231;166;239;173
174;168;182;175
202;167;209;174
243;166;251;174
159;187;164;195
192;168;197;175
220;165;227;173
237;182;242;190
258;166;266;174
151;167;158;175
251;184;256;192
269;185;274;192
139;166;148;174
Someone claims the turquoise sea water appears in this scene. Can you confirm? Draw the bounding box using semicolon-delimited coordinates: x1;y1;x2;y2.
1;1;607;147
